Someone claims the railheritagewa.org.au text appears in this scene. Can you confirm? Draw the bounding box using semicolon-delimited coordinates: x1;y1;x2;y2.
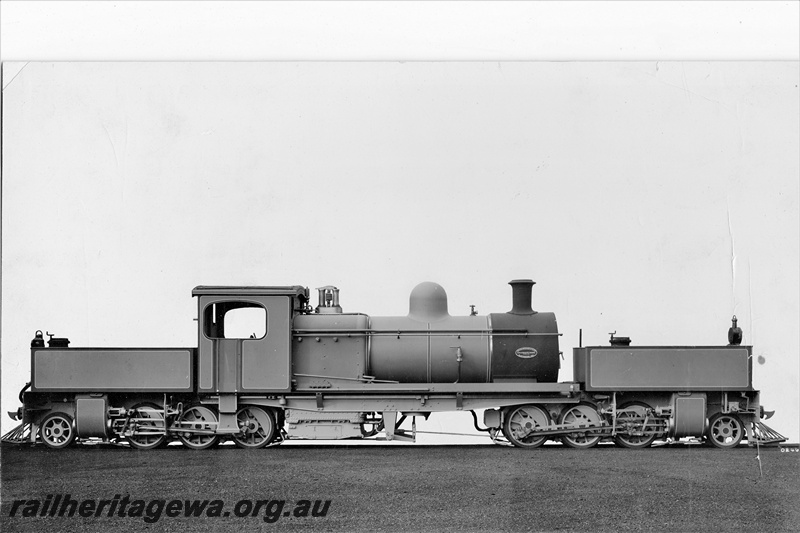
7;494;331;523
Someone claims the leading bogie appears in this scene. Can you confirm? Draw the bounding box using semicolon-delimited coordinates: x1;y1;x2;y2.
39;412;75;449
706;413;745;448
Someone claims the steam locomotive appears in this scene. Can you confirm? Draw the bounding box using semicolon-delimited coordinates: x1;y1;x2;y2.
3;280;786;449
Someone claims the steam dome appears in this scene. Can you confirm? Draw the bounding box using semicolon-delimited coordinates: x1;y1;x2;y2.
408;282;449;322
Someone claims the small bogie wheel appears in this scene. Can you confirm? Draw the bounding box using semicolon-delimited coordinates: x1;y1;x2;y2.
127;403;168;450
613;402;658;449
177;406;220;450
503;405;550;448
706;413;744;448
559;403;603;449
232;406;276;449
39;412;76;449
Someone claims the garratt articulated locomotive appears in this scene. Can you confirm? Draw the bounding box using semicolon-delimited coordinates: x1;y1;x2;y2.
4;280;786;449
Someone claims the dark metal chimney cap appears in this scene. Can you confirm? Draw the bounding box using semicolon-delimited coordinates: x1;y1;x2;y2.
508;279;536;315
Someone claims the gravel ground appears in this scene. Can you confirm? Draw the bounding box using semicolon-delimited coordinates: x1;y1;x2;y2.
2;441;798;532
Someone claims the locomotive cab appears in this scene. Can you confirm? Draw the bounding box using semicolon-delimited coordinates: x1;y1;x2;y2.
192;286;308;394
192;286;307;433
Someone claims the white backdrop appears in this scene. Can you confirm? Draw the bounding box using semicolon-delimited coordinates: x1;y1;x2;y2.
2;2;799;445
2;61;797;442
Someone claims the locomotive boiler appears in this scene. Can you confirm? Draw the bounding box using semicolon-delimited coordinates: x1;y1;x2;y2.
3;279;786;450
297;279;559;386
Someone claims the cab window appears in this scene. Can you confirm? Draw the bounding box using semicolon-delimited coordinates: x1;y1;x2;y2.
204;302;267;339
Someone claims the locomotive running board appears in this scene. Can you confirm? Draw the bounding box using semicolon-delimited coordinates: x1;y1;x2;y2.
291;382;581;394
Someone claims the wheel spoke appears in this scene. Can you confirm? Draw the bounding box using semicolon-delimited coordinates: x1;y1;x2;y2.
232;406;275;449
613;402;658;449
503;405;549;448
707;414;744;448
127;403;167;450
39;413;75;449
178;406;220;450
560;404;603;449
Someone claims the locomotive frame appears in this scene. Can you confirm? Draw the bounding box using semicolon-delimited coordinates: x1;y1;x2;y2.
4;279;786;450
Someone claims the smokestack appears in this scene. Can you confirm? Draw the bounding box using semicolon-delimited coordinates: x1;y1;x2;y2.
509;279;536;315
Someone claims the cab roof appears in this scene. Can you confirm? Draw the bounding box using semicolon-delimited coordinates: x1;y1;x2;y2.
192;285;307;297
